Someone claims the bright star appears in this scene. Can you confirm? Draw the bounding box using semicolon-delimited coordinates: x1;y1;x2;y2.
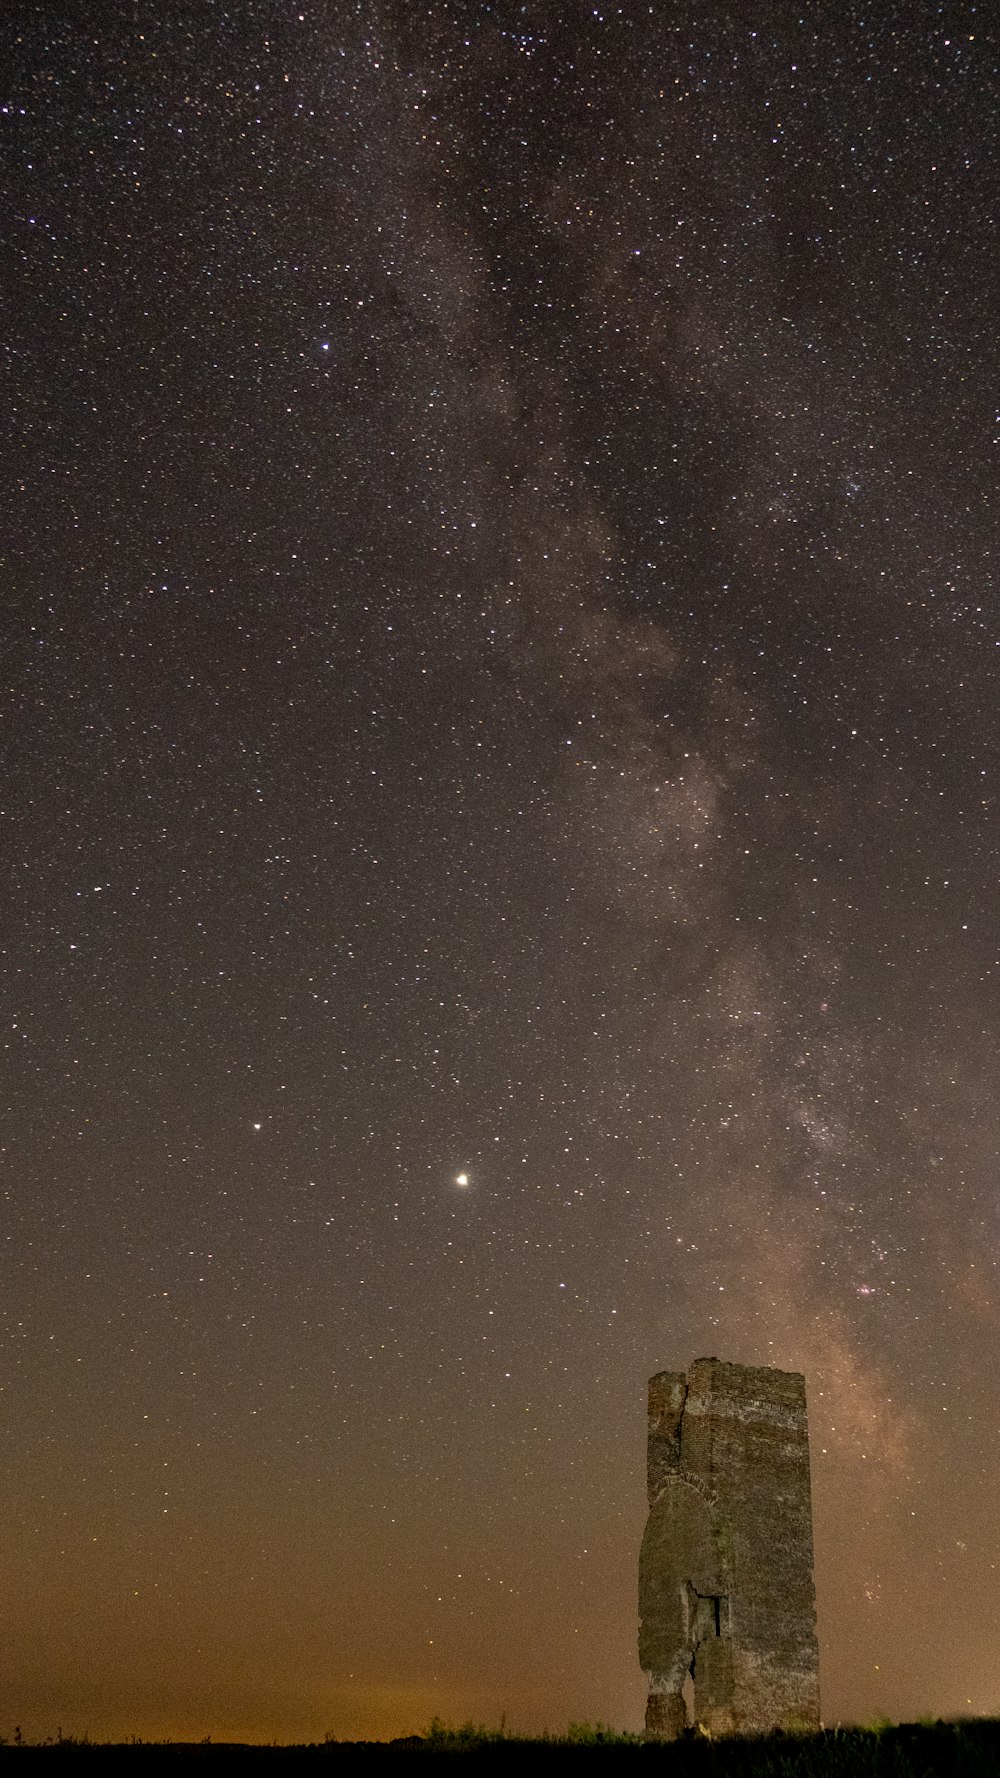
455;1172;469;1187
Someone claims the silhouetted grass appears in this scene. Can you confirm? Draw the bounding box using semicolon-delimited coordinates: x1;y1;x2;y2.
413;1718;1000;1771
3;1718;999;1772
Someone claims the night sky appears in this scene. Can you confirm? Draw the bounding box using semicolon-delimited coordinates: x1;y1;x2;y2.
5;0;999;1745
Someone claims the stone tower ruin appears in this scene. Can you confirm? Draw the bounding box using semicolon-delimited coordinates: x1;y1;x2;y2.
638;1356;820;1738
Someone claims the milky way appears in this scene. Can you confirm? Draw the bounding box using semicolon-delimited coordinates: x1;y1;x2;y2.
5;0;999;1741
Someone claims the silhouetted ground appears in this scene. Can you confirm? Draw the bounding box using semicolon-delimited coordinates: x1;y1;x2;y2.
3;1721;1000;1773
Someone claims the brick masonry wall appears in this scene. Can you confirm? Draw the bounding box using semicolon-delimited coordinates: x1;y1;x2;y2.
639;1357;820;1738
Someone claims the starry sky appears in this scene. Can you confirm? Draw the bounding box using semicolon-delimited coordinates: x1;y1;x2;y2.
4;0;999;1745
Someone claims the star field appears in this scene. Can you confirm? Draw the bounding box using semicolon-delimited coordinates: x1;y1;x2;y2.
4;0;999;1743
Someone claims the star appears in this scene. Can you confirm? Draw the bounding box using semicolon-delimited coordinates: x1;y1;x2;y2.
6;0;993;1742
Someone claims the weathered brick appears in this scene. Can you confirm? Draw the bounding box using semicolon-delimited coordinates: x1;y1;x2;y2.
639;1357;820;1738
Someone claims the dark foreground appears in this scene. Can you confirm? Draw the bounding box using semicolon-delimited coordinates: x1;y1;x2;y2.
4;1722;1000;1775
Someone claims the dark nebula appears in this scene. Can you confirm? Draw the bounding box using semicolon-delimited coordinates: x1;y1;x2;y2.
5;0;998;1741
